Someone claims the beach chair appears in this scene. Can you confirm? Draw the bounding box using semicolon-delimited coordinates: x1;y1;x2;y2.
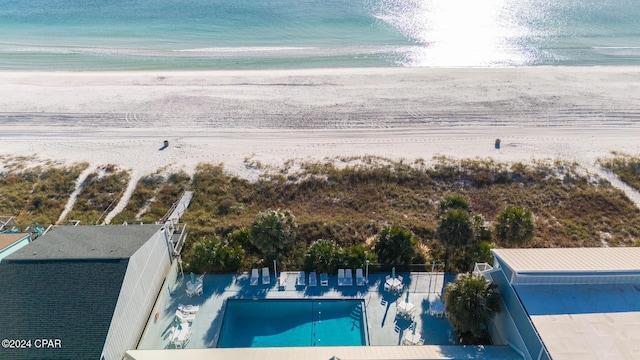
279;272;287;290
296;271;306;286
320;273;329;286
175;309;196;323
250;268;259;286
262;267;270;285
178;304;199;314
345;268;353;286
337;269;345;286
309;271;317;286
355;268;365;286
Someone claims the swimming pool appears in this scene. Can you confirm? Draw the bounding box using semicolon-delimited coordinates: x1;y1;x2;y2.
217;299;368;348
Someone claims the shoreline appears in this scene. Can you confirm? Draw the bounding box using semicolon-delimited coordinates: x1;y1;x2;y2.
1;66;640;179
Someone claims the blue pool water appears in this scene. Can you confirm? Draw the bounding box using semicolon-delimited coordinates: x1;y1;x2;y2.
217;299;368;348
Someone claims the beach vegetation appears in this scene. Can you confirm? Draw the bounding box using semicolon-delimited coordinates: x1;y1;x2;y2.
110;170;191;224
599;153;640;191
250;209;297;261
374;225;418;268
0;157;88;225
495;206;535;246
186;236;245;274
304;239;341;273
64;165;130;225
444;273;500;344
437;207;474;272
6;155;640;273
178;156;640;272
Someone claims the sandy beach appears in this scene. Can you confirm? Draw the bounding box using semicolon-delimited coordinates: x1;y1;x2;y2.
1;67;640;179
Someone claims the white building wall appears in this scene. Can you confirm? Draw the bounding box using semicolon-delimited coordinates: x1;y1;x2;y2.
101;229;172;360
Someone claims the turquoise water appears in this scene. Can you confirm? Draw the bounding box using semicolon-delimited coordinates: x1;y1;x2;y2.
217;299;367;348
1;0;640;69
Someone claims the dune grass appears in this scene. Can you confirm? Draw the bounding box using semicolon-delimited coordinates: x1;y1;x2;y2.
600;152;640;191
180;156;640;272
65;164;130;225
110;170;191;224
3;154;639;272
0;156;88;225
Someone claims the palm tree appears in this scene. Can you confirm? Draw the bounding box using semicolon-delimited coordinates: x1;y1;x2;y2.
444;273;501;344
250;209;297;260
437;208;473;271
495;206;534;246
374;225;417;267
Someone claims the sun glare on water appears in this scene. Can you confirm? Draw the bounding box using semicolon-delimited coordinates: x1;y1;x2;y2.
377;0;535;66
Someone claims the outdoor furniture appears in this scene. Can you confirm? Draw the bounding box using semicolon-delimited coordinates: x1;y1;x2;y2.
177;304;199;315
402;332;424;346
278;272;287;290
262;267;270;285
397;301;415;320
320;273;329;286
337;269;346;286
345;268;353;286
385;277;402;294
355;268;365;286
296;271;306;286
430;299;445;318
170;323;191;348
186;280;203;297
175;309;196;323
309;271;317;286
250;268;259;286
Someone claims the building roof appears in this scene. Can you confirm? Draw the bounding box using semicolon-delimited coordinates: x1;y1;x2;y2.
6;224;162;260
0;259;129;360
492;247;640;274
0;224;162;360
125;345;521;360
0;233;30;251
515;283;640;359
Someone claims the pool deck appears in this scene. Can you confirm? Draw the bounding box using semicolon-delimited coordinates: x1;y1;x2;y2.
135;271;521;359
139;271;456;350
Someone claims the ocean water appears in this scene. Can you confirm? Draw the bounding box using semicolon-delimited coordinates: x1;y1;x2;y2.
1;0;639;70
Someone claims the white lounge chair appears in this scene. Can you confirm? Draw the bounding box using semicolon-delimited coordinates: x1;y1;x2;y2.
309;271;317;286
262;267;270;285
345;268;353;286
279;272;287;290
175;309;196;323
177;304;199;314
355;268;365;286
250;268;259;286
337;269;345;286
320;273;329;286
296;271;306;286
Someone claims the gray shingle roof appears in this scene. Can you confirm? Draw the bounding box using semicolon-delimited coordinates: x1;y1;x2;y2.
0;224;162;360
7;224;162;260
0;259;129;360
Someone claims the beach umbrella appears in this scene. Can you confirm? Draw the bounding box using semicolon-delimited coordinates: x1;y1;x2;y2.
412;321;417;335
190;272;195;284
177;321;182;331
392;267;395;279
405;291;410;303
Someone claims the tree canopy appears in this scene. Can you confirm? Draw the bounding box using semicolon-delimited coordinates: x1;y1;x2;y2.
188;236;245;273
444;273;501;344
439;193;471;215
250;209;297;259
495;206;535;246
305;239;340;273
374;225;418;266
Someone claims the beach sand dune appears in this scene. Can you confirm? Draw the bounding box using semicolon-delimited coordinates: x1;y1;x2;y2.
1;67;640;178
